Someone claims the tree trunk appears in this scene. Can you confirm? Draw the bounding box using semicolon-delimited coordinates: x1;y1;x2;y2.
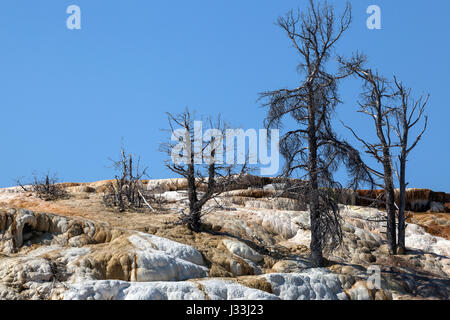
308;103;323;267
397;151;407;254
309;176;323;266
187;158;200;230
383;155;397;255
188;210;202;232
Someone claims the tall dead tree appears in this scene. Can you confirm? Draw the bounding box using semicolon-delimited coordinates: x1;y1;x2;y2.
339;56;399;255
160;109;249;232
260;1;371;267
392;77;429;254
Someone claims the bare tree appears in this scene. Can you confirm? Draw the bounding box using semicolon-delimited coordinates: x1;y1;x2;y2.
259;1;370;267
339;56;400;255
160;108;250;232
103;145;153;212
18;171;68;201
392;77;429;254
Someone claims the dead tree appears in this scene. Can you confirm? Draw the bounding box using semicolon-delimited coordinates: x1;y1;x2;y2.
392;77;429;254
103;145;153;212
339;56;399;255
18;172;68;201
259;1;370;267
160;109;249;232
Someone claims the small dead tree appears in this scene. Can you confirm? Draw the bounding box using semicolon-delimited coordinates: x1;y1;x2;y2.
103;146;153;212
18;172;68;201
259;1;371;267
339;56;400;255
392;77;429;254
160;109;250;232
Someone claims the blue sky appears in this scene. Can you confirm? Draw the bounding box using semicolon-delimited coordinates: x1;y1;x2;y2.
0;0;448;191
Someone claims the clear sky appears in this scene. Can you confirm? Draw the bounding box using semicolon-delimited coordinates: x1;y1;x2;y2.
0;0;448;191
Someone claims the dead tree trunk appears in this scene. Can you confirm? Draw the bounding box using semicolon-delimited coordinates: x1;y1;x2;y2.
308;98;323;266
393;77;429;254
397;146;407;254
383;156;397;254
339;57;400;254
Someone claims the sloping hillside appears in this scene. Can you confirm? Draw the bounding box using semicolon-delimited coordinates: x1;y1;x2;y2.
0;179;448;300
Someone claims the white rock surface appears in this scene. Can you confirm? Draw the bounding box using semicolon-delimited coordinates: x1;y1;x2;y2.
159;191;188;203
406;224;450;257
63;279;278;300
199;279;277;300
263;269;347;300
129;233;205;265
222;239;263;263
128;233;208;281
251;209;308;239
287;229;311;246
